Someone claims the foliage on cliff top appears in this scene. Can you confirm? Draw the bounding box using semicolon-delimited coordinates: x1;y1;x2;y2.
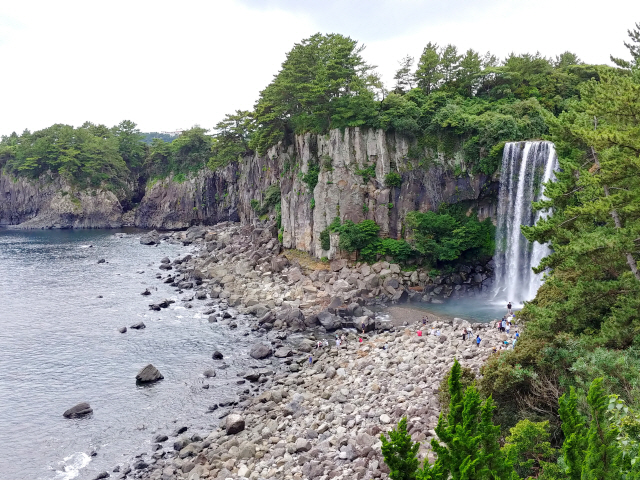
480;27;640;434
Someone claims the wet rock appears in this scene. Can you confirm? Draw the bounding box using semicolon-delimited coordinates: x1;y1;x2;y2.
249;343;273;360
133;459;148;470
92;472;109;479
140;288;151;296
97;259;106;264
159;264;172;271
317;310;342;331
160;257;170;264
140;231;159;245
225;414;245;434
130;322;146;329
212;350;224;360
63;402;93;418
154;434;168;443
136;364;164;383
203;369;216;378
118;327;127;333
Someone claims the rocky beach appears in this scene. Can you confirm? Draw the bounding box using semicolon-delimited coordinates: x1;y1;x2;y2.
98;223;517;480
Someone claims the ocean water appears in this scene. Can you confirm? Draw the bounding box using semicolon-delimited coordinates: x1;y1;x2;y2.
0;229;259;480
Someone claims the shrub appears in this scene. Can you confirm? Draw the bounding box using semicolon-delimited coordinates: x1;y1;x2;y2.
384;172;402;188
320;228;331;251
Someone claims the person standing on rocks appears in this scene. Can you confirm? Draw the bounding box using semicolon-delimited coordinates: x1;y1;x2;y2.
507;301;513;314
462;328;467;341
362;322;366;334
309;355;313;366
476;334;481;347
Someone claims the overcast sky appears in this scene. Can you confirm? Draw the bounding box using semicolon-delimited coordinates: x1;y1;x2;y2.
1;0;638;136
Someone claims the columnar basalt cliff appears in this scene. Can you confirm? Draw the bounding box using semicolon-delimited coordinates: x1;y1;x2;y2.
1;128;498;258
0;172;123;229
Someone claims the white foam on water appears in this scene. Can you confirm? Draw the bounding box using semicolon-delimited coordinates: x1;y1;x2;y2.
50;452;90;480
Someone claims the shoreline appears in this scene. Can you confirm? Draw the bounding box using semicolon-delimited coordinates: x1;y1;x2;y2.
98;224;518;480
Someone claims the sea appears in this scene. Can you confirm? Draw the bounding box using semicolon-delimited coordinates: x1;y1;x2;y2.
0;229;261;480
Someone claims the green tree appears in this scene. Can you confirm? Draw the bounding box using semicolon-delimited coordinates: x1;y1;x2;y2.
415;42;442;95
610;22;640;68
394;55;415;94
456;49;482;96
503;420;558;479
210;110;254;169
380;417;421;480
111;120;145;169
439;44;462;85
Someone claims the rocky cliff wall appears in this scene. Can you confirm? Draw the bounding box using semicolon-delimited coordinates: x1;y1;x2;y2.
135;127;498;258
0;172;123;229
1;128;498;254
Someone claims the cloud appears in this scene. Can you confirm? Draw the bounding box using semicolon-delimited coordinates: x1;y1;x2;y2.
0;0;638;136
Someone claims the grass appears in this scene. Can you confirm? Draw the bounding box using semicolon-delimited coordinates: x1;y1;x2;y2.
283;249;330;272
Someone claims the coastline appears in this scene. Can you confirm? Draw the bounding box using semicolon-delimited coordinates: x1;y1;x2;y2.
101;224;516;480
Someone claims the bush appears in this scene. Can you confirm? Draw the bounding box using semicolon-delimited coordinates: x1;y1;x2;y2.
384;172;402;188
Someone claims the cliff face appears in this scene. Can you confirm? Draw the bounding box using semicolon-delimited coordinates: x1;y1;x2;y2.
1;128;498;257
0;172;123;229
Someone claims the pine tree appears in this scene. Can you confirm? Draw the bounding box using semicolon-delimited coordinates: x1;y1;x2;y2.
414;42;442;95
581;378;621;480
558;387;587;480
393;55;415;94
381;416;420;480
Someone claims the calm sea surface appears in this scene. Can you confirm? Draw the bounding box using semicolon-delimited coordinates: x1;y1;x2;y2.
0;229;259;480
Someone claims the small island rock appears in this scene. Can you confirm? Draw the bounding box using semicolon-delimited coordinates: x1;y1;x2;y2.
63;402;93;418
136;364;164;383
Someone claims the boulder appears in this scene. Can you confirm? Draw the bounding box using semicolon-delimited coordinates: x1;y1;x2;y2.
212;350;224;360
249;344;273;360
225;414;245;434
140;231;159;245
63;402;93;418
136;364;164;383
327;296;343;312
160;257;170;264
330;259;348;272
97;259;106;264
118;327;127;333
203;369;216;378
92;472;109;479
130;322;146;330
140;288;151;296
317;310;342;331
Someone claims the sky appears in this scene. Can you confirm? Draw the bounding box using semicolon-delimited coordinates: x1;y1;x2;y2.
1;0;638;136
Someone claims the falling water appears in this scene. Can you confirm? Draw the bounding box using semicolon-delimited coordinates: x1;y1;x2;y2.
493;141;558;305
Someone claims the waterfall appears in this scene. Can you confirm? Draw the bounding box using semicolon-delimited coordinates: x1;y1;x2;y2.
493;141;558;305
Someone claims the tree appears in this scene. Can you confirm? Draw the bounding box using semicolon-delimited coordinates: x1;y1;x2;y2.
210;110;254;169
503;420;558;479
415;42;442;95
581;378;621;480
250;33;377;154
111;120;145;169
381;417;421;480
456;49;482;96
610;21;640;68
393;55;415;94
439;44;462;84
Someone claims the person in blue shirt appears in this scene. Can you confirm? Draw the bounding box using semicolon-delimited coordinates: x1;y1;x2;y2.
515;331;520;339
476;335;481;347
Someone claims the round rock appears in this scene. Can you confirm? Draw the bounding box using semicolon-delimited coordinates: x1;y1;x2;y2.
63;402;93;418
136;364;164;383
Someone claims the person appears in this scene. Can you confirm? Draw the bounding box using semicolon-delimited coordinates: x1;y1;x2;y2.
341;334;346;344
430;328;436;336
417;329;422;337
359;337;363;343
436;329;441;336
335;338;340;348
323;339;329;348
476;334;481;347
515;330;520;340
309;355;313;365
462;328;467;341
507;301;512;314
361;322;366;334
422;317;427;326
316;341;322;349
501;318;506;332
506;321;510;334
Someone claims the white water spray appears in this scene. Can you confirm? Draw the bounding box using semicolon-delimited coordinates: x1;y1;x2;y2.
493;141;558;305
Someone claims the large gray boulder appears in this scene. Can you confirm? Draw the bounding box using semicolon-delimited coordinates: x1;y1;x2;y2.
225;414;245;434
317;310;342;331
140;230;159;245
63;402;93;418
249;344;273;360
136;364;164;383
